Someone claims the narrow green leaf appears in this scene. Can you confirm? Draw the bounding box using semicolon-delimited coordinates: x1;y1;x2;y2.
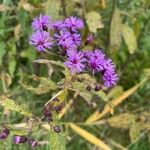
109;8;122;51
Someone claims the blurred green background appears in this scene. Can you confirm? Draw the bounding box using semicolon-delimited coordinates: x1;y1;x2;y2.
0;0;150;150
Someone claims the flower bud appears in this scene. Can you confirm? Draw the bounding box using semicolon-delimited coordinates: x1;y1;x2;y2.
13;135;27;144
0;128;9;140
86;85;91;91
94;85;102;91
85;34;93;45
53;125;61;133
28;138;38;148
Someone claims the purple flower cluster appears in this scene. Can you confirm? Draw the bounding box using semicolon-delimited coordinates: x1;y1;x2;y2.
0;128;38;148
29;14;118;87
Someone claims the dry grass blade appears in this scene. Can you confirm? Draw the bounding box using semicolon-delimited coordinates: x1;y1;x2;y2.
85;78;147;123
69;123;111;150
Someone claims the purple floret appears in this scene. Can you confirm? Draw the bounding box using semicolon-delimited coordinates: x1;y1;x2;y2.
64;16;84;31
87;49;106;73
103;70;118;87
60;39;75;51
70;33;81;46
32;14;51;31
103;58;115;72
64;50;86;74
55;30;72;45
52;20;66;30
29;31;53;52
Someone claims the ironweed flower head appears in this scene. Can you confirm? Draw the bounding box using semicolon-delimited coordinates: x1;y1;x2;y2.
103;70;118;87
55;30;72;45
52;20;66;30
87;49;106;73
64;16;84;31
32;14;51;31
64;50;86;74
70;33;81;46
29;31;53;52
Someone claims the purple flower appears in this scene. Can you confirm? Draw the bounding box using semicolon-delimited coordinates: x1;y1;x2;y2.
0;128;9;140
70;33;81;46
103;58;115;72
60;39;75;51
13;135;27;144
52;20;65;30
64;50;86;74
32;14;51;31
55;30;72;45
64;16;84;31
87;49;106;73
29;31;53;52
103;70;118;87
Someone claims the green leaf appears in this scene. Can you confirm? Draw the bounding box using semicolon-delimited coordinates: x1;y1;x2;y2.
107;86;123;100
46;0;60;19
0;42;6;65
92;90;109;102
0;97;33;118
109;8;122;51
49;129;66;150
3;124;27;136
122;24;137;54
45;88;68;107
21;76;57;95
8;57;17;77
85;11;104;33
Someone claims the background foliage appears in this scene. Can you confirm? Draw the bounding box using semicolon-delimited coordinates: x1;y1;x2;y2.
0;0;150;150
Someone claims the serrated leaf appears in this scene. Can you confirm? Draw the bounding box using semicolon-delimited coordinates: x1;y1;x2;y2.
8;57;17;77
45;88;68;107
86;11;104;33
21;76;57;95
109;8;122;50
34;59;64;67
49;129;66;150
46;0;60;19
122;24;137;54
69;123;111;150
0;97;33;118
